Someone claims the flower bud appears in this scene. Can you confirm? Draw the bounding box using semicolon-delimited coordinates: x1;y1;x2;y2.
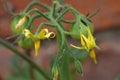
11;15;29;34
52;64;59;80
18;38;33;49
70;15;94;40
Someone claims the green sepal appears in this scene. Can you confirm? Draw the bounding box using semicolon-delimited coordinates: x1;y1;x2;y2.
70;47;89;62
74;60;83;76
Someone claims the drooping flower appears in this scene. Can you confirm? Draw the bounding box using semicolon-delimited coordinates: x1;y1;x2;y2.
22;29;55;56
71;27;98;64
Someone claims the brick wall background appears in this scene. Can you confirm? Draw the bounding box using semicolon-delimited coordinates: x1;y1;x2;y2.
0;0;120;80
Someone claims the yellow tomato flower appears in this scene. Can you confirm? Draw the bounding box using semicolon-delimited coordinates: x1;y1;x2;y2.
22;29;34;38
71;27;98;64
22;29;55;56
16;16;27;29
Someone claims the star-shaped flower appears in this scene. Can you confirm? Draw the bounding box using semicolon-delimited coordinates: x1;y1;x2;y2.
71;27;99;64
22;29;55;56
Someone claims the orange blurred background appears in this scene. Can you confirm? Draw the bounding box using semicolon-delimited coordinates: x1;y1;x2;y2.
0;0;120;80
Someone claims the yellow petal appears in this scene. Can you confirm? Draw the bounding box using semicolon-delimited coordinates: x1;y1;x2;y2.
87;27;94;40
16;16;27;29
87;27;96;47
38;29;48;39
80;33;86;48
34;39;40;56
89;49;97;64
22;29;34;38
45;32;56;38
81;34;92;49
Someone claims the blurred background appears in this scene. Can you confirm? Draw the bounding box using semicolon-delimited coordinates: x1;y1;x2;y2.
0;0;120;80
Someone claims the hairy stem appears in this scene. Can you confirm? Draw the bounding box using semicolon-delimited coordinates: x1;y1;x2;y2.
26;8;50;21
24;0;51;13
0;38;52;80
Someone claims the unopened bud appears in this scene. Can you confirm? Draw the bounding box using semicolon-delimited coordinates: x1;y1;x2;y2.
70;15;94;40
52;64;59;80
11;15;29;34
16;16;27;29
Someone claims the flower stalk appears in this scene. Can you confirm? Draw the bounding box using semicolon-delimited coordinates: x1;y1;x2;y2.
0;38;52;80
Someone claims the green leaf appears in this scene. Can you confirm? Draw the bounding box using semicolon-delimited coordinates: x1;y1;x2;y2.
5;55;31;80
74;60;83;76
59;49;72;80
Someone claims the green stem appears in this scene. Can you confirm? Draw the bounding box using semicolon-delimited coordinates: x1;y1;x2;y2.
26;12;50;29
13;35;24;44
50;17;66;61
56;7;70;21
51;18;72;80
55;23;65;47
5;34;18;40
27;14;42;29
51;1;57;18
50;17;68;56
57;21;65;30
60;49;72;80
0;38;52;80
63;31;79;37
24;0;51;13
61;19;75;24
26;8;50;21
51;0;63;18
56;5;82;21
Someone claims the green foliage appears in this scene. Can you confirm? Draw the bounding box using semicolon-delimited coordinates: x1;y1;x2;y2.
74;60;83;75
59;53;72;80
0;0;99;80
5;55;31;80
115;75;120;80
5;55;46;80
